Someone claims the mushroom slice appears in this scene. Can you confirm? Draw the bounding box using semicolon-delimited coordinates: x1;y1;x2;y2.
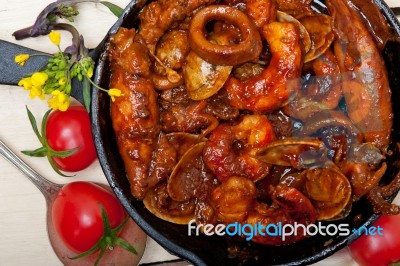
143;182;195;224
299;110;361;138
299;14;335;63
277;11;311;54
256;138;327;168
183;51;232;100
300;166;352;220
168;142;216;202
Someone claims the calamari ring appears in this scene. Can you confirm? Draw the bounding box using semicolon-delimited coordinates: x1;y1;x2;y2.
188;5;262;66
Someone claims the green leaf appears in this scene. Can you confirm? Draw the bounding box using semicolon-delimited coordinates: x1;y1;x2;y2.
115;237;138;255
70;239;101;260
25;106;42;143
47;156;74;177
101;204;112;234
111;216;137;254
100;1;123;18
21;146;48;157
51;147;78;158
82;77;91;112
40;109;52;141
94;246;107;266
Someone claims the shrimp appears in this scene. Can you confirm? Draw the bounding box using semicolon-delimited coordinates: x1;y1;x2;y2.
326;0;393;151
225;22;303;113
203;114;275;182
247;185;317;245
212;176;257;223
223;0;277;29
212;176;317;244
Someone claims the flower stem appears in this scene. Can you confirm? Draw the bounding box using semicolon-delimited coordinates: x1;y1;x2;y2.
80;62;109;92
30;53;54;58
53;23;81;56
13;0;101;40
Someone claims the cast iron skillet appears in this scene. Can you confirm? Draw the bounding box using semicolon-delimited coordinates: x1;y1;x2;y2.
1;1;400;265
92;1;400;265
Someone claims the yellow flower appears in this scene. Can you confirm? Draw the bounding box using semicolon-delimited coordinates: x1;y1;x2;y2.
18;77;33;90
15;54;30;66
29;86;45;100
48;30;61;46
108;88;123;102
58;77;67;86
48;90;70;111
18;76;44;100
31;72;48;86
86;67;93;78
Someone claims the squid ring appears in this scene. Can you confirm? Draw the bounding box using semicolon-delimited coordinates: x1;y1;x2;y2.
189;5;262;66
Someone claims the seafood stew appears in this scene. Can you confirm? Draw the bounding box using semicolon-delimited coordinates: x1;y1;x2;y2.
92;0;400;264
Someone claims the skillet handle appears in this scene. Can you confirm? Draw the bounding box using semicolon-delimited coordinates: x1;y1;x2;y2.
0;40;49;85
0;39;84;105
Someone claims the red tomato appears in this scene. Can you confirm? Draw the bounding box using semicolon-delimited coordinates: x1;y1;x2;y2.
46;105;97;172
349;214;400;266
52;182;126;252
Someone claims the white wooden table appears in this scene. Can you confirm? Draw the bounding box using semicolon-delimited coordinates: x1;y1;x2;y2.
0;0;398;265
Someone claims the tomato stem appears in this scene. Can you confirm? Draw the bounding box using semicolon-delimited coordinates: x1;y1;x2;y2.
69;204;137;265
21;106;77;177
